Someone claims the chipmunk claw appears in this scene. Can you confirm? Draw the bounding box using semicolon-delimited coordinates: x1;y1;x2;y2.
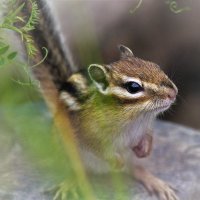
133;166;179;200
143;177;179;200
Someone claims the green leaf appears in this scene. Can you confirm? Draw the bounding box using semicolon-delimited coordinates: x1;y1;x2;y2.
7;52;17;60
0;45;9;55
0;57;5;65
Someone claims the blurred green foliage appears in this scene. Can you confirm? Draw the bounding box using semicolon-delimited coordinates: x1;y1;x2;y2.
0;0;94;198
0;59;98;199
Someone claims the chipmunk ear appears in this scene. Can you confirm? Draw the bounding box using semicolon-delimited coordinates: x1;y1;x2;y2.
118;45;134;59
88;64;109;93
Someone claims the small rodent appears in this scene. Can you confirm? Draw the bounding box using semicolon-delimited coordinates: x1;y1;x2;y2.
61;45;178;200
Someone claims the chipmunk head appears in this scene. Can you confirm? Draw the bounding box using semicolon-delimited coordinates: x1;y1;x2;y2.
88;45;178;118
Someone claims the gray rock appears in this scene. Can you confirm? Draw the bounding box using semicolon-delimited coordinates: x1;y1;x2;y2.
0;115;200;200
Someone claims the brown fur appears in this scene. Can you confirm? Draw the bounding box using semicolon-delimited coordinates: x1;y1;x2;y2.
110;58;170;87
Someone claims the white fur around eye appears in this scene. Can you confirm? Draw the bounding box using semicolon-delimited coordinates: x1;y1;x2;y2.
109;86;145;99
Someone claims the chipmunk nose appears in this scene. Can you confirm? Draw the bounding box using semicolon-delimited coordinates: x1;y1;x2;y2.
161;80;178;101
167;89;177;101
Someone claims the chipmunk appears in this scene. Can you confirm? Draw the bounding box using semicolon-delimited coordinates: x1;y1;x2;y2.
60;46;178;200
21;1;179;200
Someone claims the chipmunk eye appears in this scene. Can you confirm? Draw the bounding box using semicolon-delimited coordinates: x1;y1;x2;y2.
124;81;143;94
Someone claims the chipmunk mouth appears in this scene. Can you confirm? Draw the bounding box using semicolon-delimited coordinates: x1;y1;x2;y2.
151;98;175;113
155;104;171;112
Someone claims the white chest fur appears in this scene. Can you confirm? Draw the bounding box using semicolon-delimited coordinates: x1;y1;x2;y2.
113;114;153;153
80;113;154;173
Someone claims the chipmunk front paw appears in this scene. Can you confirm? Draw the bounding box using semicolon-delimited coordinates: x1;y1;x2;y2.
143;176;179;200
132;133;153;158
133;166;179;200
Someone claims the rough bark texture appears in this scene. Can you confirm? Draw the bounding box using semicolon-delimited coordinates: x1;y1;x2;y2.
0;116;200;200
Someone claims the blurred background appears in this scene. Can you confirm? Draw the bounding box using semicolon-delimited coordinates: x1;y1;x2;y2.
52;0;200;130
